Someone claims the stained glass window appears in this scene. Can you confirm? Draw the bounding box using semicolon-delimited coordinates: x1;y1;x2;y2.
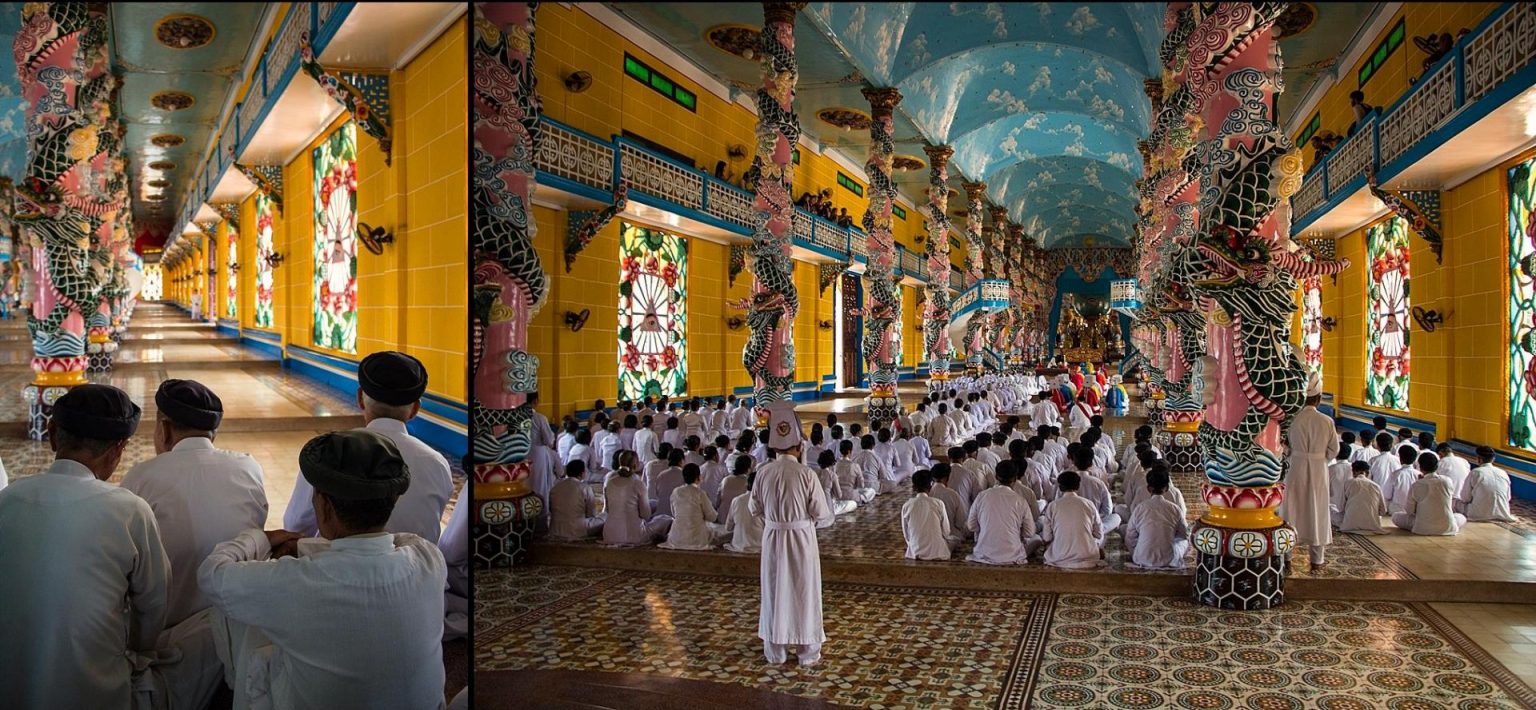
617;222;688;400
142;263;163;301
1366;216;1410;410
254;193;275;328
226;225;238;319
312;122;358;354
1301;276;1323;382
1507;158;1536;450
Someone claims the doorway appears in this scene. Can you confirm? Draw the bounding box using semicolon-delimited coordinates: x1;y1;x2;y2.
836;272;862;390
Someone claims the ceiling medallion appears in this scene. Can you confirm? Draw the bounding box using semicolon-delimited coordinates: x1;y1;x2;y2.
705;24;760;60
155;14;216;49
1273;3;1318;40
150;91;195;111
149;160;176;171
892;155;925;172
817;108;871;132
151;134;185;148
147;179;169;188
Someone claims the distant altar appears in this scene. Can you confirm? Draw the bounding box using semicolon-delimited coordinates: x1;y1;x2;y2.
1056;294;1123;363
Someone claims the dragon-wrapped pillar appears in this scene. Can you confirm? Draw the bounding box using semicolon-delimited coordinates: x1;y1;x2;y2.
860;87;902;423
470;2;546;567
961;181;986;374
921;144;954;388
740;2;806;424
985;207;1010;371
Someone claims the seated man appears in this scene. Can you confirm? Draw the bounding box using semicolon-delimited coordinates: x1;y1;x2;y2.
717;455;754;523
1368;432;1399;489
1392;452;1466;535
1461;446;1515;522
1435;443;1472;499
1384;445;1420;515
901;471;953;561
440;482;469;642
814;450;858;522
1124;466;1189;570
1042;471;1104;569
1335;460;1387;534
659;464;719;550
648;448;686;518
966;462;1039;564
199;429;445;709
852;435;893;494
548;460;604;541
0;385;221;710
722;472;764;554
1327;444;1355;516
285;352;453;543
122;379;268;629
603;452;673;546
929;463;970;544
1069;447;1121;534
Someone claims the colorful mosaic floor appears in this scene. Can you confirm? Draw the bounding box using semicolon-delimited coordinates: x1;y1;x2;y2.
479;565;1536;709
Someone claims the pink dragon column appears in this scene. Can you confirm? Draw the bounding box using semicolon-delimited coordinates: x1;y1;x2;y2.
961;181;986;374
921;144;954;387
470;2;546;567
741;2;806;423
861;87;902;423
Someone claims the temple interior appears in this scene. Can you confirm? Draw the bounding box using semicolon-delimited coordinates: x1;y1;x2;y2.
0;2;471;705
483;2;1536;708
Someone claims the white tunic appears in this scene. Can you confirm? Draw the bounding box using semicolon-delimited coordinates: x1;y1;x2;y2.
1030;401;1060;429
1327;460;1354;512
0;460;171;710
931;482;969;539
1285;406;1338;547
966;486;1035;565
699;461;729;506
660;484;717;550
1349;444;1376;465
547;478;604;540
1438;453;1472;498
749;454;831;646
199;529;445;710
728;405;754;437
633;427;659;466
927;414;953;450
1042;492;1103;569
284;418;454;543
648;467;684;518
1385;465;1418;514
1125;495;1189;569
723;494;764;553
717;474;749;523
1398;473;1463;535
1368;452;1399;490
1336;477;1387;534
1462;464;1515;522
901;493;952;560
120;437;268;626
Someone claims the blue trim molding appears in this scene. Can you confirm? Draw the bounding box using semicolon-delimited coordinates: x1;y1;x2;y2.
1332;404;1437;438
1448;440;1536;501
284;345;467;459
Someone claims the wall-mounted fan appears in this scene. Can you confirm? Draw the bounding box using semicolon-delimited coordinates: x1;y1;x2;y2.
564;309;591;332
266;251;284;268
1320;316;1337;332
357;222;394;255
1411;306;1444;333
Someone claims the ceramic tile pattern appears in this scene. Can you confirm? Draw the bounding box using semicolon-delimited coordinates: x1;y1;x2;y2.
480;565;1536;709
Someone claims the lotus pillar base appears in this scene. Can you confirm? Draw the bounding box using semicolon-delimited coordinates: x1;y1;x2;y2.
1191;485;1296;609
866;382;900;425
472;467;541;568
1161;418;1202;474
23;366;88;441
86;352;113;373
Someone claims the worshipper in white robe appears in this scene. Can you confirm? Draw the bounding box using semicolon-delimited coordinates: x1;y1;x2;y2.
1116;447;1158;521
1385;449;1420;515
680;401;708;441
200;429;444;710
718;455;753;524
1394;428;1419;459
1435;443;1472;499
527;393;559;510
831;440;876;504
663;417;685;450
1284;376;1338;568
1028;394;1060;430
947;446;982;504
902;471;953;560
961;440;997;491
974;433;1002;469
927;403;955;450
660;465;720;550
1349;429;1378;464
603;451;673;545
648;449;687;518
284;352;454;544
565;429;600;477
1368;433;1399;489
948;401;973;441
1462;446;1515;522
873;428;899;472
440;485;469;642
1392;453;1466;535
891;429;919;478
1067;397;1093;441
634;415;659;466
853;434;894;494
967;462;1042;564
699;446;729;507
557;419;579;465
749;402;832;666
724;472;765;553
910;430;934;467
1042;428;1069;470
814;450;858;521
1334;461;1387;534
727;395;754;438
0;385;222;710
617;415;638;452
1328;445;1355;515
596;422;622;473
1120;425;1154;468
1042;471;1105;569
121;379;268;628
548;461;604;540
1068;447;1121;534
802;427;828;471
752;429;771;464
1124;466;1190;570
909;403;932;436
929;463;970;543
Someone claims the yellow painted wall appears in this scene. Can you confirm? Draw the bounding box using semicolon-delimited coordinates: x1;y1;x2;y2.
1295;3;1498;172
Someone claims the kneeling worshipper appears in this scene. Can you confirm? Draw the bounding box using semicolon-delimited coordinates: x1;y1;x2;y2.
902;471;953;560
1335;461;1388;534
723;471;765;553
199;430;446;709
966;461;1041;565
603;451;673;546
659;464;721;550
285;352;454;543
1392;452;1466;535
548;460;605;541
1124;467;1190;570
1462;446;1516;522
121;380;269;634
1042;471;1105;570
0;385;222;710
750;401;832;666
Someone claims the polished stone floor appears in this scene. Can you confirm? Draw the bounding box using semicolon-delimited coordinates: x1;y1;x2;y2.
478;565;1536;709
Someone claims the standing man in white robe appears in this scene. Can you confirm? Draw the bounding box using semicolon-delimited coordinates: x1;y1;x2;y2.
0;384;222;710
121;379;268;629
1285;374;1338;570
749;402;831;666
200;429;445;709
285;352;453;543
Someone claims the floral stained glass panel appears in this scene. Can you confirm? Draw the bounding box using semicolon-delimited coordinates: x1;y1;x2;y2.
226;226;238;319
617;222;687;400
254;193;275;328
312;122;358;354
1507;158;1536;450
142;263;162;301
1366;217;1410;411
1302;276;1323;382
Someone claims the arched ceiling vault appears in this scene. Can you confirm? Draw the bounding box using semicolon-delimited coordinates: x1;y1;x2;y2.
803;2;1165;248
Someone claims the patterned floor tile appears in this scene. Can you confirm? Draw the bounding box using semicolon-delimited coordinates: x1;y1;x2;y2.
477;566;1054;709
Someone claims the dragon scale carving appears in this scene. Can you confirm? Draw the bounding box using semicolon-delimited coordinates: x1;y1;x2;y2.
861;87;902;422
922;144;954;384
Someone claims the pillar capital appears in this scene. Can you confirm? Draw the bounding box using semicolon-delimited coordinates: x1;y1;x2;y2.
922;144;953;169
962;181;987;202
861;86;903;118
988;206;1009;225
763;2;806;26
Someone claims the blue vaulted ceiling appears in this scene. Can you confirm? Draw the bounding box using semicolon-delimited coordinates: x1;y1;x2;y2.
0;4;30;182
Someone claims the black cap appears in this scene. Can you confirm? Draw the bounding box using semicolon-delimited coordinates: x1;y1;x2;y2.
357;351;427;406
155;379;223;430
299;429;411;500
53;384;142;440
